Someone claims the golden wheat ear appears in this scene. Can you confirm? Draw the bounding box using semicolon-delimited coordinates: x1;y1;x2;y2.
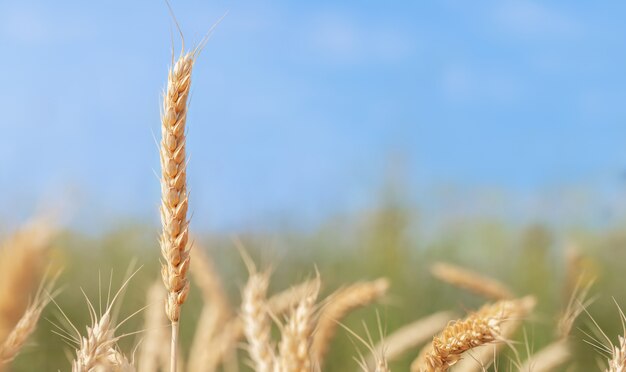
411;297;534;372
0;274;57;365
430;262;514;301
0;218;56;344
241;263;276;372
52;269;140;372
453;295;536;372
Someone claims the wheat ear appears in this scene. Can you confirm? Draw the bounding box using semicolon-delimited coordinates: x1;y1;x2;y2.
411;298;527;372
241;269;275;372
453;296;536;372
0;281;52;365
430;262;513;301
278;276;321;372
311;278;389;365
69;271;138;372
159;45;200;372
0;218;54;342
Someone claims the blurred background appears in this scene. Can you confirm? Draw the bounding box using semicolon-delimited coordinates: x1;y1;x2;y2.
1;0;626;370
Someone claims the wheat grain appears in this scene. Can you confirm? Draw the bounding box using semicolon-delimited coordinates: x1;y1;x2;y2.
311;278;389;365
430;262;513;301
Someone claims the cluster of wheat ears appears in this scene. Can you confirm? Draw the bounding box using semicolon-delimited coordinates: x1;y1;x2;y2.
0;32;625;372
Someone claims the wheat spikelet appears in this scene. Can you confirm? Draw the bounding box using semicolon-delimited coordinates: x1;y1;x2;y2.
519;340;570;372
430;262;513;301
375;356;390;372
311;278;389;365
241;270;275;372
268;280;316;314
0;283;51;364
0;218;54;342
372;311;454;364
607;336;626;372
278;277;321;372
138;281;168;372
93;347;136;372
411;298;528;372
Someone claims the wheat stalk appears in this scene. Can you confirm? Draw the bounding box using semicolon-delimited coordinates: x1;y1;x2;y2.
311;278;389;365
430;262;513;301
278;277;321;372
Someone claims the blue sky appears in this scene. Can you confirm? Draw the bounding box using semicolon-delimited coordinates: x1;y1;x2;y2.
2;1;626;231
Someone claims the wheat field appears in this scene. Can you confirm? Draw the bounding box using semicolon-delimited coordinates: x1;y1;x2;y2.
1;18;626;372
